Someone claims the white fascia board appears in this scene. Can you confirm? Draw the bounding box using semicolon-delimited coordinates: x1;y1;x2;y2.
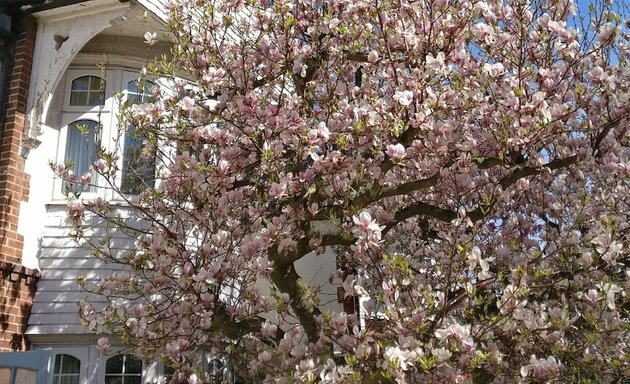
135;0;168;23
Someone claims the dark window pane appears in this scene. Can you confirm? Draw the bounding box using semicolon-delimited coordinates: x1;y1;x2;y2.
121;125;155;194
207;358;224;375
71;77;90;91
127;93;140;104
89;76;104;90
69;91;88;106
60;355;80;374
70;76;105;106
121;79;156;195
60;376;79;384
125;356;142;374
127;80;139;94
88;91;104;106
64;120;99;192
107;355;143;384
54;354;63;374
125;376;142;384
106;355;124;374
127;80;154;104
142;81;154;102
105;377;122;384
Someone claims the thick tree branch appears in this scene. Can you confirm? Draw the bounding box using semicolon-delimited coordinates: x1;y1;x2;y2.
384;202;457;234
379;173;442;199
468;155;578;222
383;155;580;233
210;302;283;343
592;115;625;158
269;260;322;343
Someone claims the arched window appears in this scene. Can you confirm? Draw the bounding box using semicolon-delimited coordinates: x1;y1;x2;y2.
69;75;105;106
64;119;99;192
53;354;80;384
105;354;142;384
121;80;155;195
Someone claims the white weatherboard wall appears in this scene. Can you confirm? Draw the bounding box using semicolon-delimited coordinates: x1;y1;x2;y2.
26;206;134;336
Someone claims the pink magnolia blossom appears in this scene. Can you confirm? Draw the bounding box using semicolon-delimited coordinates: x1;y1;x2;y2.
66;200;84;226
386;143;406;160
367;50;379;63
60;0;630;382
521;355;564;379
97;337;111;352
179;96;195;111
187;374;199;384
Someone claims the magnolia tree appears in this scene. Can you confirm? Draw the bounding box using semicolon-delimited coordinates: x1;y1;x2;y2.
57;0;630;382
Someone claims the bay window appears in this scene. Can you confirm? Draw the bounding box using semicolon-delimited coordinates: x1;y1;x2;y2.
55;68;156;199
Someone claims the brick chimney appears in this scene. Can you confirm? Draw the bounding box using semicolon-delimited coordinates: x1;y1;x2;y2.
0;12;40;352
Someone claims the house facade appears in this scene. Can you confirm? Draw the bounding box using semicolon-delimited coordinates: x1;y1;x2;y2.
0;0;181;382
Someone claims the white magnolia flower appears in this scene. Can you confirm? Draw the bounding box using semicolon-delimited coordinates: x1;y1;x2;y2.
384;346;415;371
144;31;157;45
425;51;446;74
393;90;414;106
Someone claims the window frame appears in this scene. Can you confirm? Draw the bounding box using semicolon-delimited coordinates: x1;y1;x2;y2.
104;354;143;384
52;68;115;201
52;353;81;384
52;67;160;202
44;347;88;384
63;69;112;114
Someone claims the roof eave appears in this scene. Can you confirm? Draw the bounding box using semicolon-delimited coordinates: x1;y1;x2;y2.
4;0;129;15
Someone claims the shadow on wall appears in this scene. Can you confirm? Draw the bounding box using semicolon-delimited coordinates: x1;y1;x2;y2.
0;261;40;351
0;192;14;259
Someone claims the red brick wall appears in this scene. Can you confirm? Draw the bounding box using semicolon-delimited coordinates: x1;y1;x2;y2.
0;14;39;352
0;15;36;266
0;261;39;351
